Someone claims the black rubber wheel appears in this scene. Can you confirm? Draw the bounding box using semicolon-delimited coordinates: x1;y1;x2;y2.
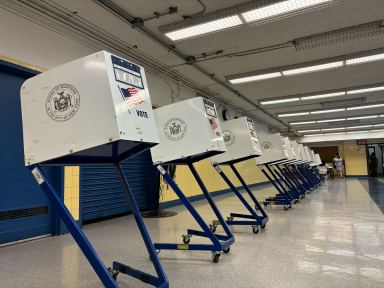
284;205;289;211
255;205;259;211
252;226;259;234
223;247;230;254
261;224;266;229
289;204;292;208
183;236;191;244
210;225;217;233
212;253;220;263
108;267;119;281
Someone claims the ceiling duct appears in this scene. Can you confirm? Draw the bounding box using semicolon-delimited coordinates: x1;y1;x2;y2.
294;20;384;50
320;97;366;108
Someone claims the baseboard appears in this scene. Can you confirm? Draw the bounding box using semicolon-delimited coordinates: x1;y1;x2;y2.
159;180;272;209
345;175;369;178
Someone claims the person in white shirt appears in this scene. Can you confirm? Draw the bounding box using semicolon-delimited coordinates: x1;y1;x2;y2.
333;154;343;178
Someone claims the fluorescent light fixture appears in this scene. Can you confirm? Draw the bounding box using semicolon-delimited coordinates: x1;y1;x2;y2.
347;115;378;120
229;72;281;84
310;108;345;114
321;127;346;131
380;115;384;117
371;129;384;132
241;0;334;23
326;132;346;135
278;112;310;117
346;53;384;65
298;129;321;133
290;121;316;125
317;118;346;123
347;130;369;134
346;125;372;129
347;103;384;111
304;133;325;137
260;97;300;105
282;61;344;76
164;15;243;41
346;86;384;95
301;91;345;100
373;123;384;127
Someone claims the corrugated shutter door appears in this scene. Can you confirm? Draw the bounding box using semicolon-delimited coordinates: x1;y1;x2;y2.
81;150;158;222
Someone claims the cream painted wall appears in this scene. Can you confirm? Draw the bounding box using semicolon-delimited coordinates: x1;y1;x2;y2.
160;158;268;203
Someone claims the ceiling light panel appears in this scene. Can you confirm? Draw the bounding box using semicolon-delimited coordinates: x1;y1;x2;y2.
346;125;372;129
310;108;345;114
347;86;384;95
347;103;384;111
290;121;316;125
346;53;384;65
321;127;346;131
164;15;243;41
298;129;321;133
282;61;344;76
260;97;300;105
301;91;345;100
229;72;281;84
278;112;310;117
347;130;369;134
347;115;378;120
241;0;335;23
317;118;346;123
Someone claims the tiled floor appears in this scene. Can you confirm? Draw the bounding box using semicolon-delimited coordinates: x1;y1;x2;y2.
1;178;384;287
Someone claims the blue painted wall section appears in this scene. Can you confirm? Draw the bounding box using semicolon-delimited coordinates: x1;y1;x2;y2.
0;60;61;244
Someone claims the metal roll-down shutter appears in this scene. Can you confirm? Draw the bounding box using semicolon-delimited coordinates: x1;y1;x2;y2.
80;150;159;223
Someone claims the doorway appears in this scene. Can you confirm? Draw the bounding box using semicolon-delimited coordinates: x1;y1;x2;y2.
367;144;384;177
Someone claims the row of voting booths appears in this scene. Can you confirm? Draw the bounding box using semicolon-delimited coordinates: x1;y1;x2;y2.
20;51;324;288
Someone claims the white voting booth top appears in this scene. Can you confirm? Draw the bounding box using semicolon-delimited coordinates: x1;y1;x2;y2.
315;154;322;165
291;141;306;164
211;117;261;165
21;51;159;165
150;97;226;164
256;133;289;165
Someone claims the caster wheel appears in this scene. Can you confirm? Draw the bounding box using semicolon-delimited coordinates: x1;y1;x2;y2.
183;235;191;244
212;252;221;263
284;205;289;211
289;204;292;208
227;216;234;221
252;225;260;234
223;247;230;254
108;267;119;281
255;205;259;211
261;224;266;229
209;224;217;233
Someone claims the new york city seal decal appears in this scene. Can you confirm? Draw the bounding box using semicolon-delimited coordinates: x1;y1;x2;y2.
46;84;80;121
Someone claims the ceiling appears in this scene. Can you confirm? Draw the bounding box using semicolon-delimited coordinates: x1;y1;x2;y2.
3;0;384;134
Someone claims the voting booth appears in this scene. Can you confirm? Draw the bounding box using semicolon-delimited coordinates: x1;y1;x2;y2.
21;51;168;288
256;133;289;165
254;134;295;210
210;117;268;234
150;97;233;263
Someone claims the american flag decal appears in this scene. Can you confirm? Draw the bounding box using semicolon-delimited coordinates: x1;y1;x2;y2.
209;118;218;130
120;86;144;107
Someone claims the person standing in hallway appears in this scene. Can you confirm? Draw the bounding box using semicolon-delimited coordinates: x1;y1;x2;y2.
368;152;378;177
333;154;343;178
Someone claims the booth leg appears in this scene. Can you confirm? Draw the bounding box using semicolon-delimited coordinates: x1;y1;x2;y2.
28;165;118;288
213;164;268;230
155;165;224;262
187;163;235;245
113;163;169;287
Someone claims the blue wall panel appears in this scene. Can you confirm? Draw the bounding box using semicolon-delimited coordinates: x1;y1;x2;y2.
0;61;60;244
